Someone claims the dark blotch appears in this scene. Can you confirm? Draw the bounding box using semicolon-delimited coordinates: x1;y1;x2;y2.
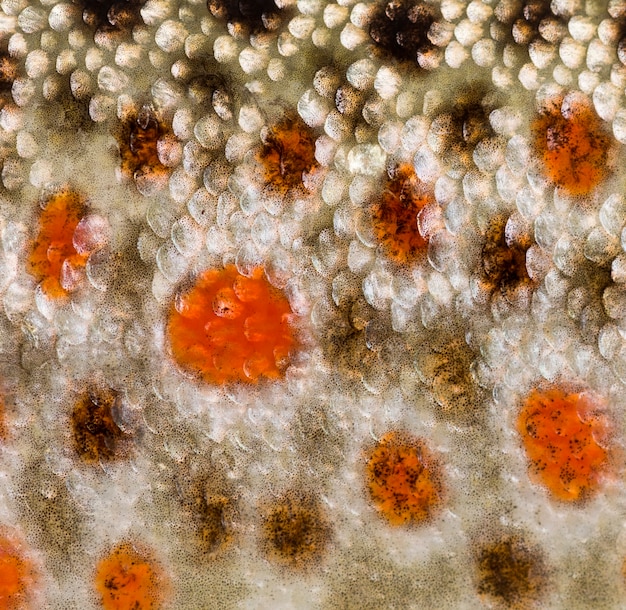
262;492;332;569
493;0;567;48
482;215;534;303
114;105;172;181
207;0;284;33
184;478;235;555
477;535;546;607
74;0;145;38
71;388;124;463
428;86;501;173
368;0;439;63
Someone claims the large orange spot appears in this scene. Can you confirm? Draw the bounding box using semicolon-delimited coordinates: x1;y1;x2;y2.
0;532;36;610
26;190;89;299
94;543;164;610
365;431;444;525
168;265;298;385
256;114;319;194
372;164;434;264
532;94;613;196
517;387;611;502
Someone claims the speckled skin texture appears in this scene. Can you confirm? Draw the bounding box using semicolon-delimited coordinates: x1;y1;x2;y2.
0;0;625;607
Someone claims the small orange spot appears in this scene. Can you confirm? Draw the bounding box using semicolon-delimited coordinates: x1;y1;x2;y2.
26;190;89;299
95;543;165;610
115;106;171;182
0;532;36;610
256;114;319;194
372;164;434;264
365;431;444;525
532;95;614;196
517;386;611;502
168;265;298;385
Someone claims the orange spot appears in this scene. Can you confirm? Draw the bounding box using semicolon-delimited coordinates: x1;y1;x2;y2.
372;164;434;264
168;265;298;385
532;95;613;196
365;431;444;525
0;532;36;610
26;190;89;299
256;114;319;193
517;387;611;502
95;543;164;610
115;106;171;181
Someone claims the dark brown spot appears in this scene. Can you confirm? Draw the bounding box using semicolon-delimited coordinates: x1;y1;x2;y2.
71;388;125;463
476;535;546;607
481;215;535;303
0;41;20;110
368;0;440;63
184;479;236;554
261;492;331;569
494;0;567;48
414;323;480;422
256;114;320;194
207;0;284;33
114;106;173;182
75;0;145;39
428;86;500;173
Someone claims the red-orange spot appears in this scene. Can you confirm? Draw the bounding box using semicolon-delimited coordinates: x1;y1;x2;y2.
95;543;165;610
26;190;89;299
365;430;444;525
256;114;319;194
372;164;434;264
168;265;298;385
517;386;611;502
532;95;614;196
0;532;36;610
115;106;171;182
